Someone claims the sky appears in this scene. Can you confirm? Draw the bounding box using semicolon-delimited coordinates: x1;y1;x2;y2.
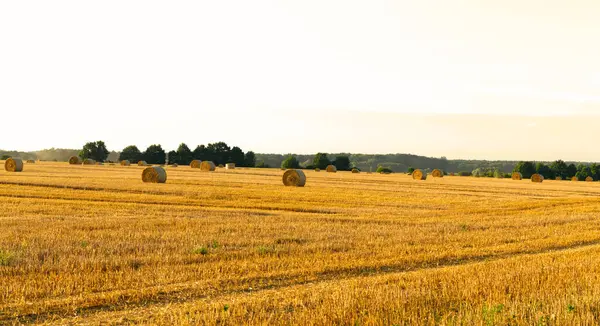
1;1;599;160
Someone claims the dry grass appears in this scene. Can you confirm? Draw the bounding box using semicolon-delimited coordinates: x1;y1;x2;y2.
2;162;600;324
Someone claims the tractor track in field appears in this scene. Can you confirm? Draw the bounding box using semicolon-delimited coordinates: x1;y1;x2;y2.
5;237;600;324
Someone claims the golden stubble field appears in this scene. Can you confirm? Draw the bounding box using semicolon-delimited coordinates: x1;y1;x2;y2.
3;162;600;325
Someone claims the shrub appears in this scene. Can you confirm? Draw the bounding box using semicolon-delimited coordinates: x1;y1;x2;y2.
376;166;393;174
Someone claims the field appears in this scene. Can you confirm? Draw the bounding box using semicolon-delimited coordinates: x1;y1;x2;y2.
3;162;600;324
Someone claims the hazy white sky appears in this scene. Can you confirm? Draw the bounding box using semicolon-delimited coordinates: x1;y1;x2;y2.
1;1;599;160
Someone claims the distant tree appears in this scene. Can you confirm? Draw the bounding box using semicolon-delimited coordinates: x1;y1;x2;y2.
281;155;300;169
407;167;415;174
313;153;331;170
119;145;142;163
244;151;256;167
167;150;177;165
229;146;245;166
333;155;351;171
207;142;230;165
80;141;109;162
176;143;193;165
591;163;600;181
514;161;536;179
1;154;10;160
193;145;209;161
256;160;270;168
567;163;578;178
535;162;554;179
550;160;568;179
143;144;166;164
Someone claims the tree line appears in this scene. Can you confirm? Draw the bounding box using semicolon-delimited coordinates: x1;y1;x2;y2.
77;141;256;167
280;153;353;171
513;160;600;181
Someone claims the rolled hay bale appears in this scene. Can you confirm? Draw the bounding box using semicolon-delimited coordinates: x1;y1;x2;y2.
171;163;178;167
326;165;337;173
137;161;147;166
190;160;202;169
200;161;216;171
26;159;36;164
351;168;360;174
572;176;579;181
431;169;444;178
120;160;131;166
69;156;80;165
586;176;594;182
142;166;167;183
5;158;23;172
511;172;523;180
412;169;426;180
218;164;224;168
531;174;544;183
226;163;235;170
555;176;562;181
82;159;96;165
282;169;306;187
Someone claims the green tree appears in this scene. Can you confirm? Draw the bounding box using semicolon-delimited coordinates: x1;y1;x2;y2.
229;146;245;166
333;155;351;171
193;145;209;161
80;141;109;162
244;151;256;167
167;150;177;165
407;167;415;174
143;144;166;164
119;145;142;163
206;142;230;165
176;143;193;165
281;155;300;169
1;154;10;160
535;162;554;179
514;161;536;179
567;163;578;178
550;160;568;179
313;153;331;170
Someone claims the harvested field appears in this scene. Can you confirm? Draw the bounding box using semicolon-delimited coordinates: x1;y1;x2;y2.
2;162;600;324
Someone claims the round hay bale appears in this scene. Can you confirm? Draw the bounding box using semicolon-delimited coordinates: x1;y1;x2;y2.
572;176;579;181
226;163;235;170
171;163;178;167
190;160;202;169
586;176;594;182
142;166;167;183
26;159;36;164
511;172;523;180
283;169;306;187
120;160;131;166
82;159;96;165
351;168;359;174
138;161;147;166
431;169;443;178
555;176;562;181
531;174;544;183
412;169;426;180
200;161;216;171
69;156;80;165
5;158;23;172
326;165;337;173
218;164;224;168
